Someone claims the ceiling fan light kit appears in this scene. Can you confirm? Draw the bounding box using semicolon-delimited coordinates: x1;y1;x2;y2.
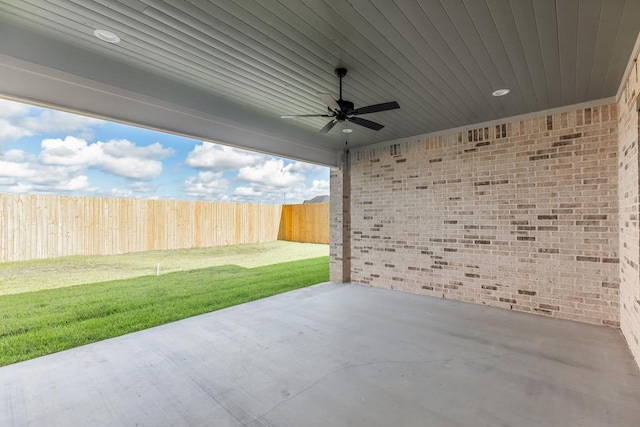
93;29;120;43
492;88;510;97
281;67;400;134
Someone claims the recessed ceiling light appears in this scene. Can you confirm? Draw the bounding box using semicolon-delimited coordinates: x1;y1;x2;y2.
342;128;353;133
93;29;120;44
492;88;510;97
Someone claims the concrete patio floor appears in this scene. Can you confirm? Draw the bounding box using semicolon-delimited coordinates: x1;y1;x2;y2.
1;282;639;426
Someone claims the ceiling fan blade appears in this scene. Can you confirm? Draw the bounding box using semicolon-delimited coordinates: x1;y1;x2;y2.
350;101;400;115
317;92;341;112
347;116;384;131
281;114;332;118
319;119;338;134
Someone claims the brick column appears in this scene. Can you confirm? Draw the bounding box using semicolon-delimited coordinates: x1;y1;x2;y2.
330;151;351;283
618;61;640;367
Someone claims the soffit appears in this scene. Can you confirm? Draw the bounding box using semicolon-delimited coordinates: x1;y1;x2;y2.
0;0;638;165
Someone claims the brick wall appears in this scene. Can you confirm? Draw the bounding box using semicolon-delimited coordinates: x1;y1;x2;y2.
347;102;620;326
618;51;640;364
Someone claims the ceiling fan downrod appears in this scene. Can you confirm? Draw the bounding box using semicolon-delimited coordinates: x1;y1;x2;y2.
336;67;347;100
334;67;353;114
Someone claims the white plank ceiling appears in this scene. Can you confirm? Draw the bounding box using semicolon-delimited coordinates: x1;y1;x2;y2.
0;0;639;165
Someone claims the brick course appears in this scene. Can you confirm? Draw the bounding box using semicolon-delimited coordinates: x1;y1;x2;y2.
346;103;620;326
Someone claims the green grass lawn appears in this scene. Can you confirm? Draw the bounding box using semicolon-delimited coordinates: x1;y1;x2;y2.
0;241;329;295
0;256;329;367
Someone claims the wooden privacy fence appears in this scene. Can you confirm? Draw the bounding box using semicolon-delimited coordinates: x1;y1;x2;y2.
278;203;330;244
0;194;329;262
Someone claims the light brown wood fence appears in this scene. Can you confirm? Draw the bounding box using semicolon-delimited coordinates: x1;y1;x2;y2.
278;203;330;244
0;194;329;262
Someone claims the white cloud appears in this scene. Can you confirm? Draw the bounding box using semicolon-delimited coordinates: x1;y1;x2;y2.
0;119;33;142
101;157;162;181
1;148;35;164
0;98;31;118
289;162;324;173
282;179;330;203
40;137;174;181
20;110;103;139
88;183;163;199
308;179;330;194
129;181;153;193
229;177;329;204
231;184;283;203
51;175;90;191
100;187;134;198
39;136;95;166
0;177;16;185
101;140;171;160
185;143;263;171
184;171;229;199
0;98;105;143
3;183;32;194
0;151;53;180
237;159;305;188
233;186;263;197
0;149;90;193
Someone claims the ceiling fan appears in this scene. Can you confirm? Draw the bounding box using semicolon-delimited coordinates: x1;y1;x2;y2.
281;67;400;134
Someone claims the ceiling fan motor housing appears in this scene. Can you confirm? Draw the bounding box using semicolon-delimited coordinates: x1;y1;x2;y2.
337;99;354;115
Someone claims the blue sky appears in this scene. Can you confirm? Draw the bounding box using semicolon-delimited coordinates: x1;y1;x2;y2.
0;98;329;204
